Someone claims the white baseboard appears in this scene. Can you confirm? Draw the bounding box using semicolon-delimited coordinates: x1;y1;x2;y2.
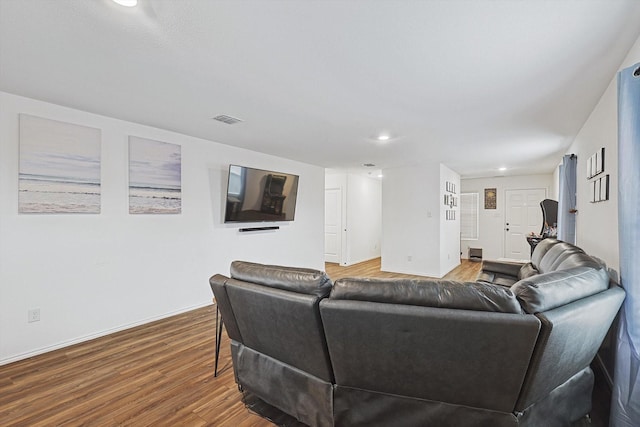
339;255;381;267
0;301;212;366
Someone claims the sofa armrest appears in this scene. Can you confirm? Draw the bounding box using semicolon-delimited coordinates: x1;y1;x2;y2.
209;274;243;342
481;260;524;279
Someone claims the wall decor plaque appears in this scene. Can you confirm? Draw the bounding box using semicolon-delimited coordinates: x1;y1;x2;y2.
484;188;497;209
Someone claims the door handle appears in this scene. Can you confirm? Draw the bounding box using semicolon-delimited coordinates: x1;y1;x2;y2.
506;228;510;231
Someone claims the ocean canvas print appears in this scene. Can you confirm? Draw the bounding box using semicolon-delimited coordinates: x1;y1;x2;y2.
19;114;101;214
129;136;181;214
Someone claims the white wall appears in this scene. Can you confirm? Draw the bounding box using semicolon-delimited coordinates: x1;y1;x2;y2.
382;164;459;278
0;92;325;365
440;164;461;276
460;174;553;261
324;170;381;266
564;36;640;275
382;165;439;276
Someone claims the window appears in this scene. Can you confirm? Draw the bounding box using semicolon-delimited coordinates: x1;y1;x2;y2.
228;165;245;197
460;192;479;240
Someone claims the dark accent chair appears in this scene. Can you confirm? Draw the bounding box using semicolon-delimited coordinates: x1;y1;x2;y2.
210;240;624;426
540;199;558;236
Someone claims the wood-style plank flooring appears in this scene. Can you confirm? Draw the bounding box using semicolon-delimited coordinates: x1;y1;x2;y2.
0;259;479;426
325;257;480;282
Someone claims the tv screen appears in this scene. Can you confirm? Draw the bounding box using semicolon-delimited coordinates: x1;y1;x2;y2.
224;165;299;223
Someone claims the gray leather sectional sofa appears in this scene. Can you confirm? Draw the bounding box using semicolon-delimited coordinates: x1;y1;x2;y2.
209;239;624;427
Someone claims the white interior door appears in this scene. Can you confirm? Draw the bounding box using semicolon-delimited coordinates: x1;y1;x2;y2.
504;188;546;260
324;188;342;263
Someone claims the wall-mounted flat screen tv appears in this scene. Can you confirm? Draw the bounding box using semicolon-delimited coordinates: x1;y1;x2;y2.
224;165;299;223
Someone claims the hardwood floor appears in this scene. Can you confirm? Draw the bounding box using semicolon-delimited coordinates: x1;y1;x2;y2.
0;259;478;426
325;257;481;282
0;306;255;426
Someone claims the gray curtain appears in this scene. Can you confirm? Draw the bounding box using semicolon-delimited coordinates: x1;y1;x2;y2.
557;154;577;244
611;62;640;427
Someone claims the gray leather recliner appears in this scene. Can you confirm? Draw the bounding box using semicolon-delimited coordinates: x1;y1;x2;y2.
209;262;334;427
209;240;624;427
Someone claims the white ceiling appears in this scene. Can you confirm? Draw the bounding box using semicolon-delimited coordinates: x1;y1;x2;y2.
1;0;639;178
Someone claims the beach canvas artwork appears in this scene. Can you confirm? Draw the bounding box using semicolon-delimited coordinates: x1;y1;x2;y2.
19;114;101;214
129;136;181;214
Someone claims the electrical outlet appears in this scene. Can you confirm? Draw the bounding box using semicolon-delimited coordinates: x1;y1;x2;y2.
28;308;40;323
407;255;413;262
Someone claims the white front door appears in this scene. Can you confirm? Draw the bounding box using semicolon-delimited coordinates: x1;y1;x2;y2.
504;188;546;260
324;188;342;263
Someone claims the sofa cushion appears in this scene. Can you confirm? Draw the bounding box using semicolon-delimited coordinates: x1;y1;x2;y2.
555;252;605;271
530;238;559;269
476;272;518;288
477;260;525;287
518;263;539;280
476;271;494;283
331;278;522;313
230;261;332;298
492;277;519;287
537;243;584;273
481;260;523;278
512;266;610;313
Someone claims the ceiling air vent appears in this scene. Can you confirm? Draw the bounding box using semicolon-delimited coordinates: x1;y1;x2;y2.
212;114;244;125
363;163;376;167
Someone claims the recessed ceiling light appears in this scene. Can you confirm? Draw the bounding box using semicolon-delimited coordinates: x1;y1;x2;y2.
112;0;138;7
378;174;384;178
377;135;390;141
498;167;507;171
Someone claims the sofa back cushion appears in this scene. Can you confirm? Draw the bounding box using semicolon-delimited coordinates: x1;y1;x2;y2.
530;238;558;269
331;278;522;313
518;263;539;280
512;266;610;314
320;298;540;413
554;252;604;271
231;260;332;298
226;280;335;382
221;261;334;382
537;242;584;273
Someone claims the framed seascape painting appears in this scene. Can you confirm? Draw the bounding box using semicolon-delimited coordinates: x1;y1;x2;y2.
19;114;101;214
129;136;182;214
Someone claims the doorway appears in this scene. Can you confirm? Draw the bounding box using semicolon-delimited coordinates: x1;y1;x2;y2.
504;188;546;260
324;188;342;264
